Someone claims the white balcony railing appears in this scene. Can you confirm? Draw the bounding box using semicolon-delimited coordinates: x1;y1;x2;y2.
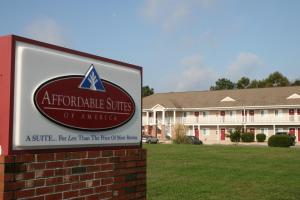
143;115;300;125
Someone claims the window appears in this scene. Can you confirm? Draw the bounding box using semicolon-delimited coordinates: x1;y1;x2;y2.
228;128;235;133
275;128;284;133
260;128;268;136
183;112;187;117
229;111;233;116
260;110;268;117
203;111;208;117
201;128;210;136
275;109;283;116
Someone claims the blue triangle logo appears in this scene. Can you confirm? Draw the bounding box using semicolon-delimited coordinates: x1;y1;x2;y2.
79;64;105;92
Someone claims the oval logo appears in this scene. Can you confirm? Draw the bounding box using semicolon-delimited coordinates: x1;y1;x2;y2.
34;75;135;131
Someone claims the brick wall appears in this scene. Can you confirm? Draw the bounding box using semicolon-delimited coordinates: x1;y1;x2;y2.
0;148;146;200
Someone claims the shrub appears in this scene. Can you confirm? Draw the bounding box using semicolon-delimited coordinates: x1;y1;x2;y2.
275;132;296;146
241;132;254;142
275;132;288;135
268;135;291;147
172;124;189;144
228;129;241;143
256;133;266;142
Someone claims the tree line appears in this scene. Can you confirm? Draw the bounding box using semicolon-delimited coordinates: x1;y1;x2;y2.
210;71;300;90
142;71;300;97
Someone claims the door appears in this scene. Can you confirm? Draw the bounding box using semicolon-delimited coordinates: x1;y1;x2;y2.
289;109;295;121
194;128;199;139
221;128;226;141
221;111;225;123
298;128;300;142
289;128;295;136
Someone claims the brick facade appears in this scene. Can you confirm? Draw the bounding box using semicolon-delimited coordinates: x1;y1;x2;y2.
0;149;146;200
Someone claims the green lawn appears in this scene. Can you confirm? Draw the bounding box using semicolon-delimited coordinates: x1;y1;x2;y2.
145;144;300;200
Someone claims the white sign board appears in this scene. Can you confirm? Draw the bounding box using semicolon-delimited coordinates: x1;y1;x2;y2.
7;37;141;150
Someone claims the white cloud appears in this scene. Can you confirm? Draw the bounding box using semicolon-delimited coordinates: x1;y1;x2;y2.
141;0;216;31
164;52;265;92
167;54;217;91
227;52;264;80
25;17;65;45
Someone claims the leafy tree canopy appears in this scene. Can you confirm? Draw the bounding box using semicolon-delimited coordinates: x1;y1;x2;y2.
248;79;266;88
291;79;300;86
142;86;154;97
210;78;235;90
210;71;296;90
237;77;250;89
264;71;289;87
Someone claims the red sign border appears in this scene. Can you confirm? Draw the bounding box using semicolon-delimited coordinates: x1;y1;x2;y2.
0;35;142;155
34;75;136;131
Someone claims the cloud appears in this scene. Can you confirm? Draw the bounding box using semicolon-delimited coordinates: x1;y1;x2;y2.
25;17;66;45
227;52;264;80
167;54;217;91
141;0;216;31
164;52;265;92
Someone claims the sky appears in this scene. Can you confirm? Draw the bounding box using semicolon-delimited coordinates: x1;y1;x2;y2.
1;0;300;92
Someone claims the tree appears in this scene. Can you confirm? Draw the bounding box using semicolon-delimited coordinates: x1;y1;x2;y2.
237;77;250;89
291;79;300;86
264;71;289;87
248;79;266;88
210;78;235;90
142;86;154;97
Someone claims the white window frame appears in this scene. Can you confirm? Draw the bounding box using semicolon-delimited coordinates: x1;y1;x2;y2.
201;128;210;136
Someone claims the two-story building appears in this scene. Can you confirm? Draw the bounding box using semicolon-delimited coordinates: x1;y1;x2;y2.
142;86;300;144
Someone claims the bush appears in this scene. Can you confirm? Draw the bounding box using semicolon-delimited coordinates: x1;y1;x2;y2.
172;124;189;144
275;132;296;146
256;133;266;142
228;129;241;143
268;135;291;147
241;132;254;142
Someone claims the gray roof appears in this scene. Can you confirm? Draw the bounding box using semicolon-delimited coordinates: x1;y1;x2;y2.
143;86;300;109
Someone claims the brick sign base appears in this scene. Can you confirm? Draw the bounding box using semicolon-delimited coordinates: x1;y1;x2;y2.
0;149;146;200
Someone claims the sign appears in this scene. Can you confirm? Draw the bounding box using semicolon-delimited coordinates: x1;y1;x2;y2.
34;66;135;131
0;35;142;154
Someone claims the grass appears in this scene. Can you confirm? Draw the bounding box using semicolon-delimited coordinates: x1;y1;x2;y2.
145;144;300;200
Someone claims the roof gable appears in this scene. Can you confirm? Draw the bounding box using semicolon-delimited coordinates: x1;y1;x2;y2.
151;104;165;110
287;93;300;99
221;96;236;102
